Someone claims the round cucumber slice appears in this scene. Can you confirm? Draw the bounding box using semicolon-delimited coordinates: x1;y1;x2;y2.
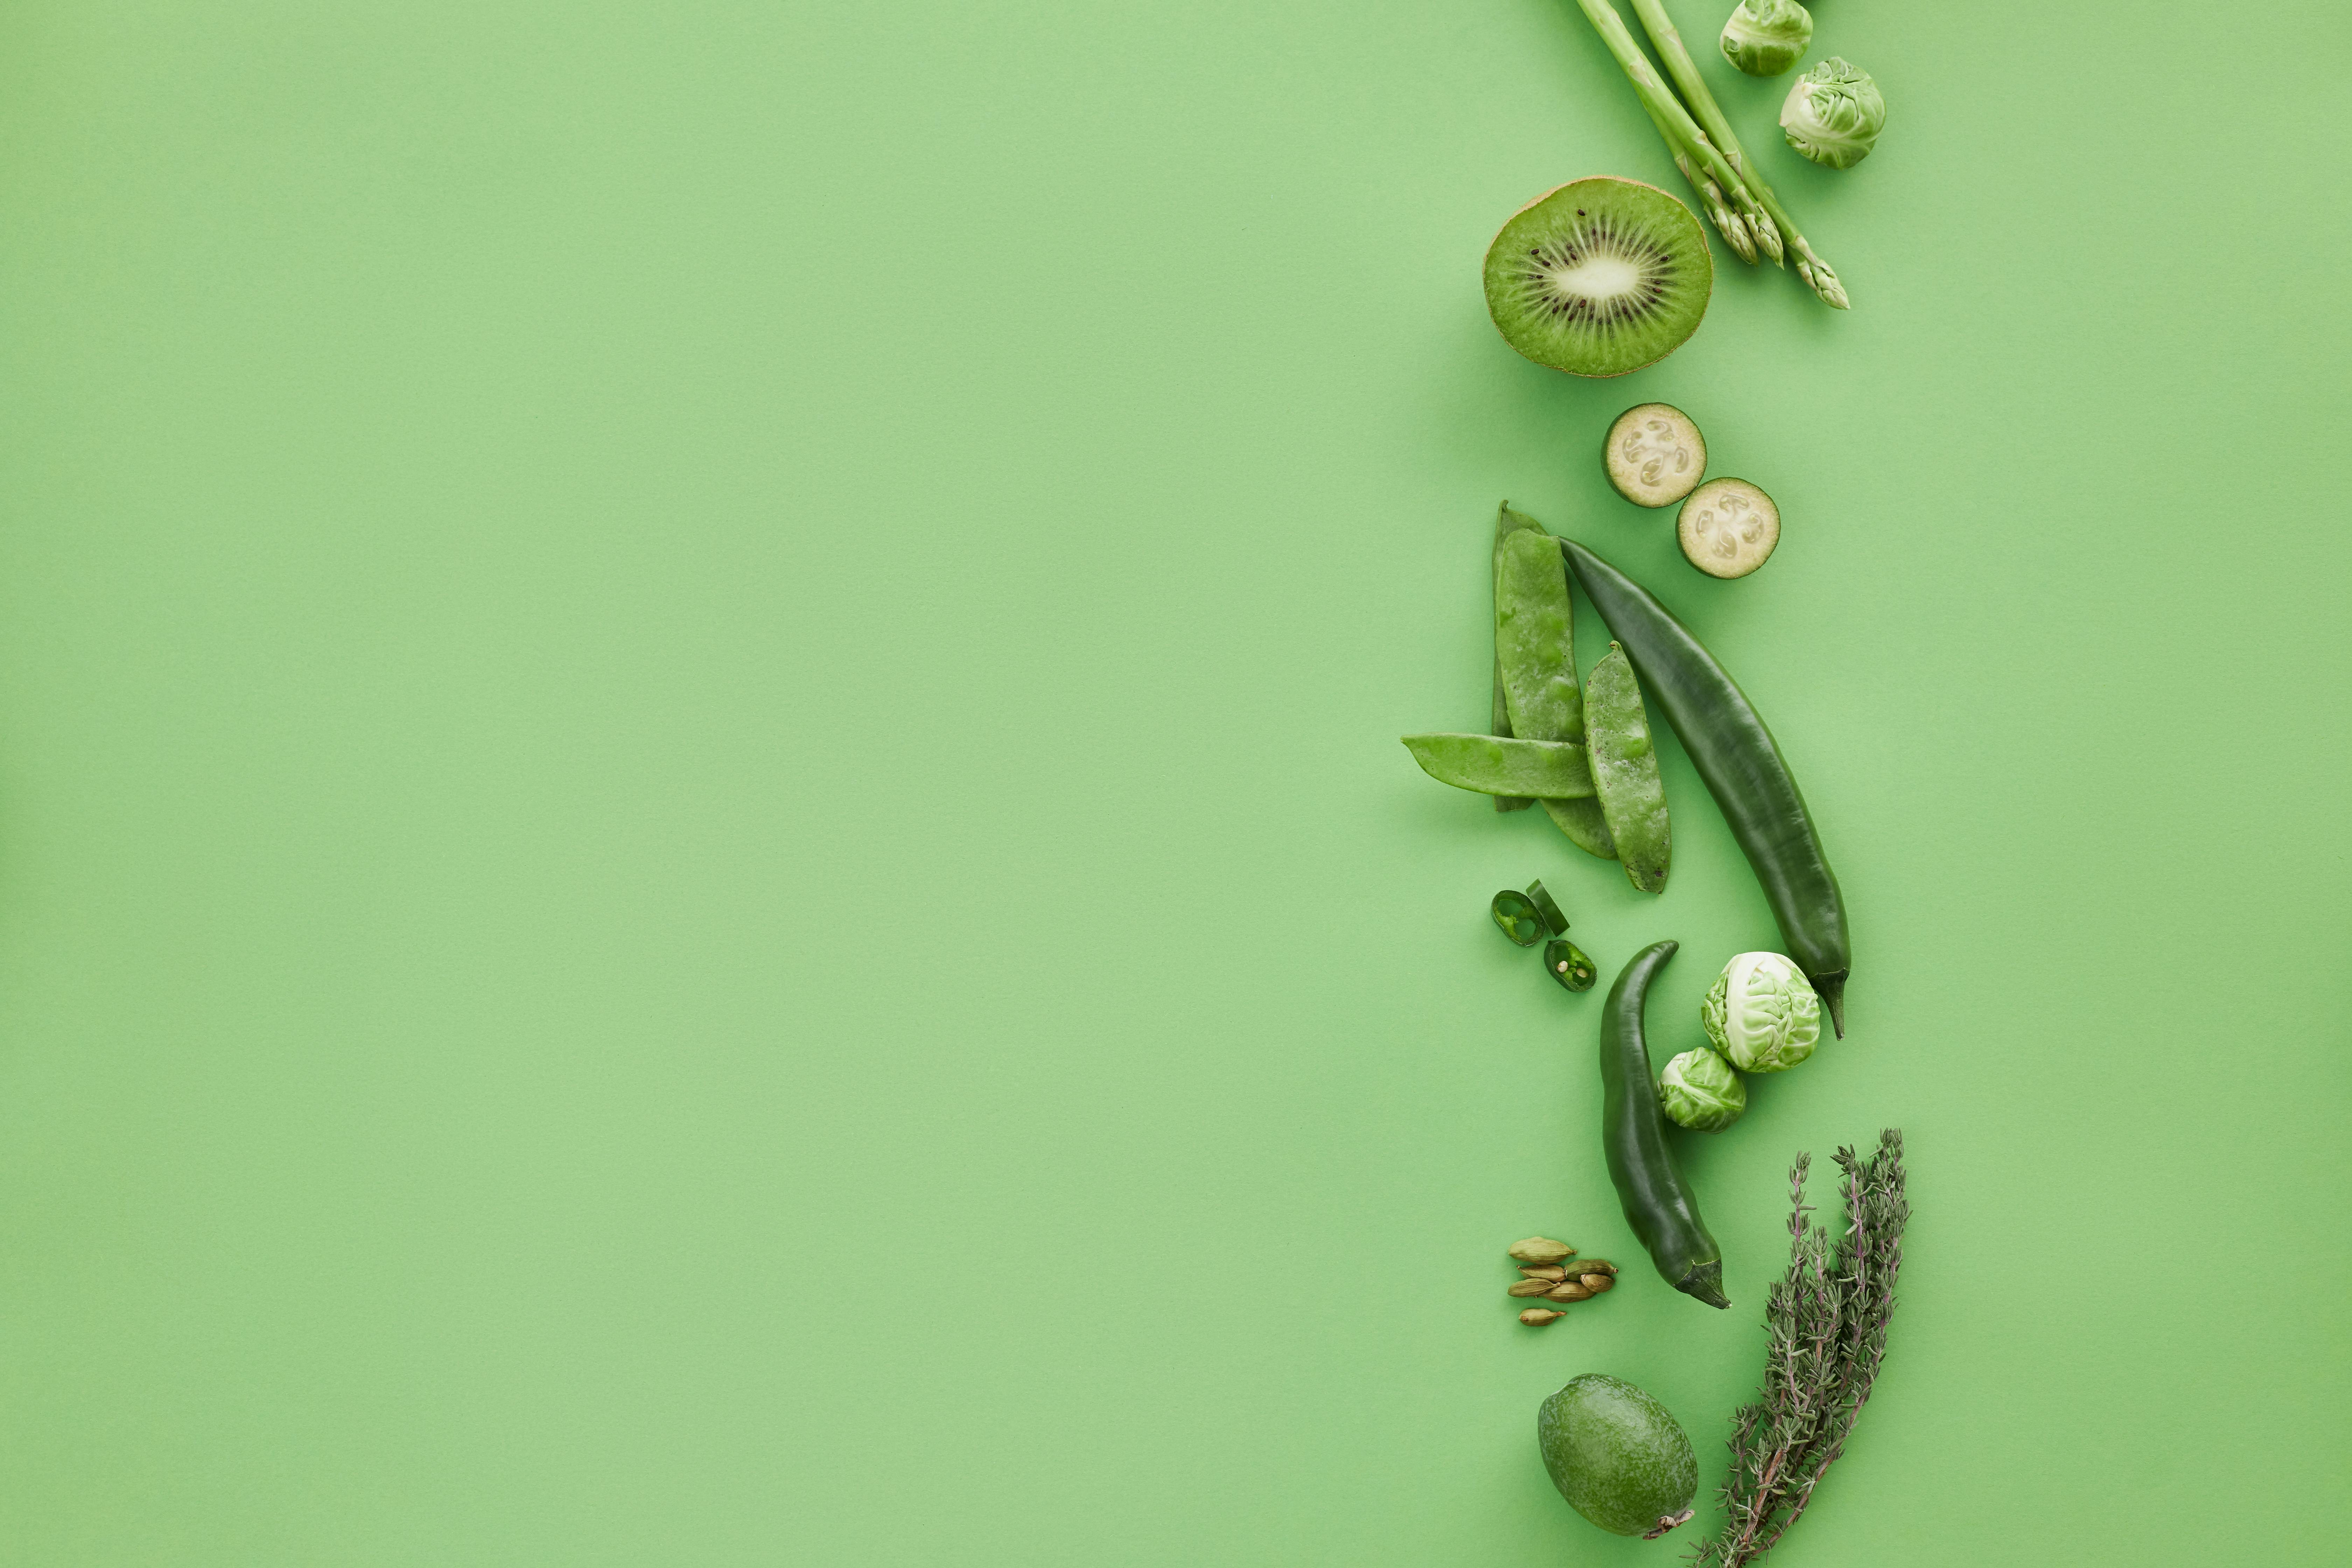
1676;478;1780;578
1603;404;1706;507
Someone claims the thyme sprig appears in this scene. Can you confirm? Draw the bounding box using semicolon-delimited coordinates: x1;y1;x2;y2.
1689;1129;1907;1567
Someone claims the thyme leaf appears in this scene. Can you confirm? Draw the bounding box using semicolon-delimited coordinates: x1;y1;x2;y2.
1688;1129;1908;1567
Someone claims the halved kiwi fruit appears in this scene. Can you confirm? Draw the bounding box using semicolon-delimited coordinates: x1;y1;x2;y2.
1677;478;1779;577
1483;177;1712;378
1604;403;1707;506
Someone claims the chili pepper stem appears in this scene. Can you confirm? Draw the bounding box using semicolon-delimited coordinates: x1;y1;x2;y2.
1679;1258;1729;1309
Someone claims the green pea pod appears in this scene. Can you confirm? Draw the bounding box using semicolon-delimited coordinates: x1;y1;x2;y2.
1601;940;1728;1309
1400;733;1595;798
1560;537;1850;1035
1584;643;1671;893
1491;505;1539;813
1494;515;1617;860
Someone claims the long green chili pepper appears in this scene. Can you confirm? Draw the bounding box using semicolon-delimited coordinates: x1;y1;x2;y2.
1602;940;1727;1308
1559;538;1850;1034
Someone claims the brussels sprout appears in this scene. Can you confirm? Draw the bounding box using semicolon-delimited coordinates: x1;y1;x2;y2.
1658;1048;1746;1132
1718;0;1812;78
1780;57;1886;169
1701;952;1821;1073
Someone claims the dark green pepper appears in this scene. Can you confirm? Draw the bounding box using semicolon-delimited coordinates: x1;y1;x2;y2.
1601;940;1728;1309
1561;538;1851;1034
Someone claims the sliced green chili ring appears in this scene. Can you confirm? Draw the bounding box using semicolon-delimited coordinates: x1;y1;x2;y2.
1560;537;1850;1032
1584;643;1672;894
1600;940;1728;1308
1545;937;1597;992
1524;881;1568;934
1491;889;1546;946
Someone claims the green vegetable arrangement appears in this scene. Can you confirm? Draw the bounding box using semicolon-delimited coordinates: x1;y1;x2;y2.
1689;1133;1908;1565
1406;505;1678;896
1568;0;1849;308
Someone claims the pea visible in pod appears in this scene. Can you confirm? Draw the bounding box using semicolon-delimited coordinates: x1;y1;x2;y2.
1490;506;1538;814
1583;643;1671;894
1400;734;1593;799
1495;512;1616;860
1560;537;1850;1034
1600;940;1728;1308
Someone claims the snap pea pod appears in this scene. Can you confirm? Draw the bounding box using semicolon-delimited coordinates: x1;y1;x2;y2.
1560;538;1850;1035
1584;643;1670;893
1601;940;1728;1309
1401;733;1595;798
1495;518;1617;860
1491;506;1538;813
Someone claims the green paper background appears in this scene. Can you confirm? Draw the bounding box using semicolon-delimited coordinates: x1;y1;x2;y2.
0;0;2343;1561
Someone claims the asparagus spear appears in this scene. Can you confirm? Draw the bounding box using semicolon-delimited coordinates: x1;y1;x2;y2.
1569;0;1782;276
1639;96;1756;264
1624;0;1846;307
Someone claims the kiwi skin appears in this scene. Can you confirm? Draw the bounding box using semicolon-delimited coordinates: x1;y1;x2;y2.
1483;177;1712;380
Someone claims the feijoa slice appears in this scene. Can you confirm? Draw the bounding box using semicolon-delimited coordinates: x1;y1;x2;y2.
1483;178;1713;379
1677;478;1780;578
1603;404;1707;507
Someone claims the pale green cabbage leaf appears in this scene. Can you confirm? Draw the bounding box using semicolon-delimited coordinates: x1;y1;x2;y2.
1780;56;1886;169
1720;0;1812;78
1702;951;1822;1073
1658;1047;1747;1132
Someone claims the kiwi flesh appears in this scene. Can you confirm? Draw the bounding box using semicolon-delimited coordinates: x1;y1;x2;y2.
1604;403;1707;506
1484;178;1712;378
1677;478;1780;577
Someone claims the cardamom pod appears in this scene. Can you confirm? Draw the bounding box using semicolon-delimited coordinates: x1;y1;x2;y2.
1580;1273;1615;1293
1547;1281;1594;1302
1574;1258;1618;1275
1505;1237;1576;1266
1517;1307;1566;1326
1507;1279;1558;1298
1519;1266;1569;1282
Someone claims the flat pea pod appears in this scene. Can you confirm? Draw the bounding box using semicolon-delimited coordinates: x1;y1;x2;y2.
1490;505;1539;813
1401;733;1594;798
1601;940;1728;1309
1494;514;1617;860
1583;643;1670;893
1561;537;1850;1035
